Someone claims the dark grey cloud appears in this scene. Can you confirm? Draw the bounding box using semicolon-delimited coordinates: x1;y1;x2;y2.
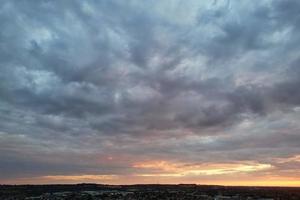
0;0;300;182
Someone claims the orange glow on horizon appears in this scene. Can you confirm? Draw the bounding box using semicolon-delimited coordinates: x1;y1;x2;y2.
2;158;300;187
133;160;272;176
3;175;300;187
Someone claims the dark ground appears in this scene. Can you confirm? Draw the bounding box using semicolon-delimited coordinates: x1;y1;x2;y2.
1;184;300;199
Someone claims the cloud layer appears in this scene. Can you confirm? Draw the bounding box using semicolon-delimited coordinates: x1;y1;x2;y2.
0;0;300;185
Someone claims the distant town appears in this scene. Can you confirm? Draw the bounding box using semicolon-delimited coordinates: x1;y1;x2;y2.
1;184;300;200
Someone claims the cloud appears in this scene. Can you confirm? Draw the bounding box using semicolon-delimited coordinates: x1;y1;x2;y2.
0;0;300;185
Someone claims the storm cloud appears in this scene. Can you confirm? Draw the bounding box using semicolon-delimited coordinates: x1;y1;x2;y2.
0;0;300;185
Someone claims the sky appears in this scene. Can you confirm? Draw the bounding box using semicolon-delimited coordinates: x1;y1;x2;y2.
0;0;300;186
